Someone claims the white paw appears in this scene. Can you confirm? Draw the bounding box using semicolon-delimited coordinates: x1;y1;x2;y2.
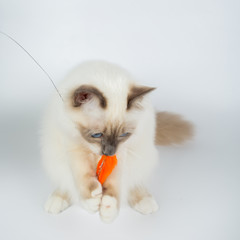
82;197;102;213
44;195;70;214
100;195;118;223
133;196;159;215
82;181;102;213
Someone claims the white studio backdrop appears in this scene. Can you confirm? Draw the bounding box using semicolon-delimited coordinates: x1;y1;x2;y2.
0;0;239;110
0;1;239;240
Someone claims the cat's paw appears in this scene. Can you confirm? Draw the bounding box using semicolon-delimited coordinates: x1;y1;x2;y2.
82;181;102;213
44;194;70;214
133;196;159;215
99;195;118;223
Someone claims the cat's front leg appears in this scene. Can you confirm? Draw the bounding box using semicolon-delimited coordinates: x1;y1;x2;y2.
99;173;119;223
128;185;159;214
70;150;102;213
44;190;71;214
80;176;103;213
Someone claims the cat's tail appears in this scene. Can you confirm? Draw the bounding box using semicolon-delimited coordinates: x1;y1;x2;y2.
155;112;194;146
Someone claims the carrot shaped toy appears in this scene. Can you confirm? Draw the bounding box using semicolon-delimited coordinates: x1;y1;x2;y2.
96;155;117;185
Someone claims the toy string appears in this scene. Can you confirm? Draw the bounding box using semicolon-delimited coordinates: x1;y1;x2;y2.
0;31;64;102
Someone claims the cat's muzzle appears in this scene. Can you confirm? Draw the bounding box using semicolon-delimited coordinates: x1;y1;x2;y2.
102;145;116;156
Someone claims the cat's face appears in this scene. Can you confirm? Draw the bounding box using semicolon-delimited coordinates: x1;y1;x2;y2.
65;84;155;156
79;122;134;156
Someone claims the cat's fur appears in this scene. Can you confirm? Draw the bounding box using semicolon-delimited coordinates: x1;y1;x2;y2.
41;61;193;222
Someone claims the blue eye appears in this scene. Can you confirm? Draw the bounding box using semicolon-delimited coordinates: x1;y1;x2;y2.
91;133;103;138
120;132;129;137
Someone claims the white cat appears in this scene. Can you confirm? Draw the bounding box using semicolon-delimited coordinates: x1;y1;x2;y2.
41;61;192;223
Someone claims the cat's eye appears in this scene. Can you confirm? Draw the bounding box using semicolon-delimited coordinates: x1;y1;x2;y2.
119;132;130;137
91;133;103;138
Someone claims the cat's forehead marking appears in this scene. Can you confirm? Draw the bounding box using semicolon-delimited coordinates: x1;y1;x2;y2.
104;122;123;134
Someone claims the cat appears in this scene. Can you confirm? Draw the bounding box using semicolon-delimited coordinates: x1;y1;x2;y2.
41;61;193;223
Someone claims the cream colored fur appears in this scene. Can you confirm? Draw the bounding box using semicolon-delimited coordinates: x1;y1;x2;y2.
41;61;192;222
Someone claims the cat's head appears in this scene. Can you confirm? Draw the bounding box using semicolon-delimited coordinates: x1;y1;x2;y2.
62;62;155;156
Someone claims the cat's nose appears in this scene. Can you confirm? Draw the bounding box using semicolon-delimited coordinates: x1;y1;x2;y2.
102;145;116;156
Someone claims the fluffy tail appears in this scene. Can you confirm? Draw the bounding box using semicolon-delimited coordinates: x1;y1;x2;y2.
155;112;194;146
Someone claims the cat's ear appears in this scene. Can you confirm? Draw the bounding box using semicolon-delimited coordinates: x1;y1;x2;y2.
127;85;156;109
72;85;107;108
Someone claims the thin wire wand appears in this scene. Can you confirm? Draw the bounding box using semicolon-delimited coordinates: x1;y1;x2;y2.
0;31;64;102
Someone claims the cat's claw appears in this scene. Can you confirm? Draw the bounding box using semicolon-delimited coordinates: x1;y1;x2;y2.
133;196;159;215
100;195;118;223
44;194;70;214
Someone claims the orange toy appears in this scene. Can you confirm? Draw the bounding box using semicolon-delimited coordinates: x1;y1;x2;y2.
96;155;117;185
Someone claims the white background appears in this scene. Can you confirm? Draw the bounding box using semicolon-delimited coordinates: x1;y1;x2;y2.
0;0;239;239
